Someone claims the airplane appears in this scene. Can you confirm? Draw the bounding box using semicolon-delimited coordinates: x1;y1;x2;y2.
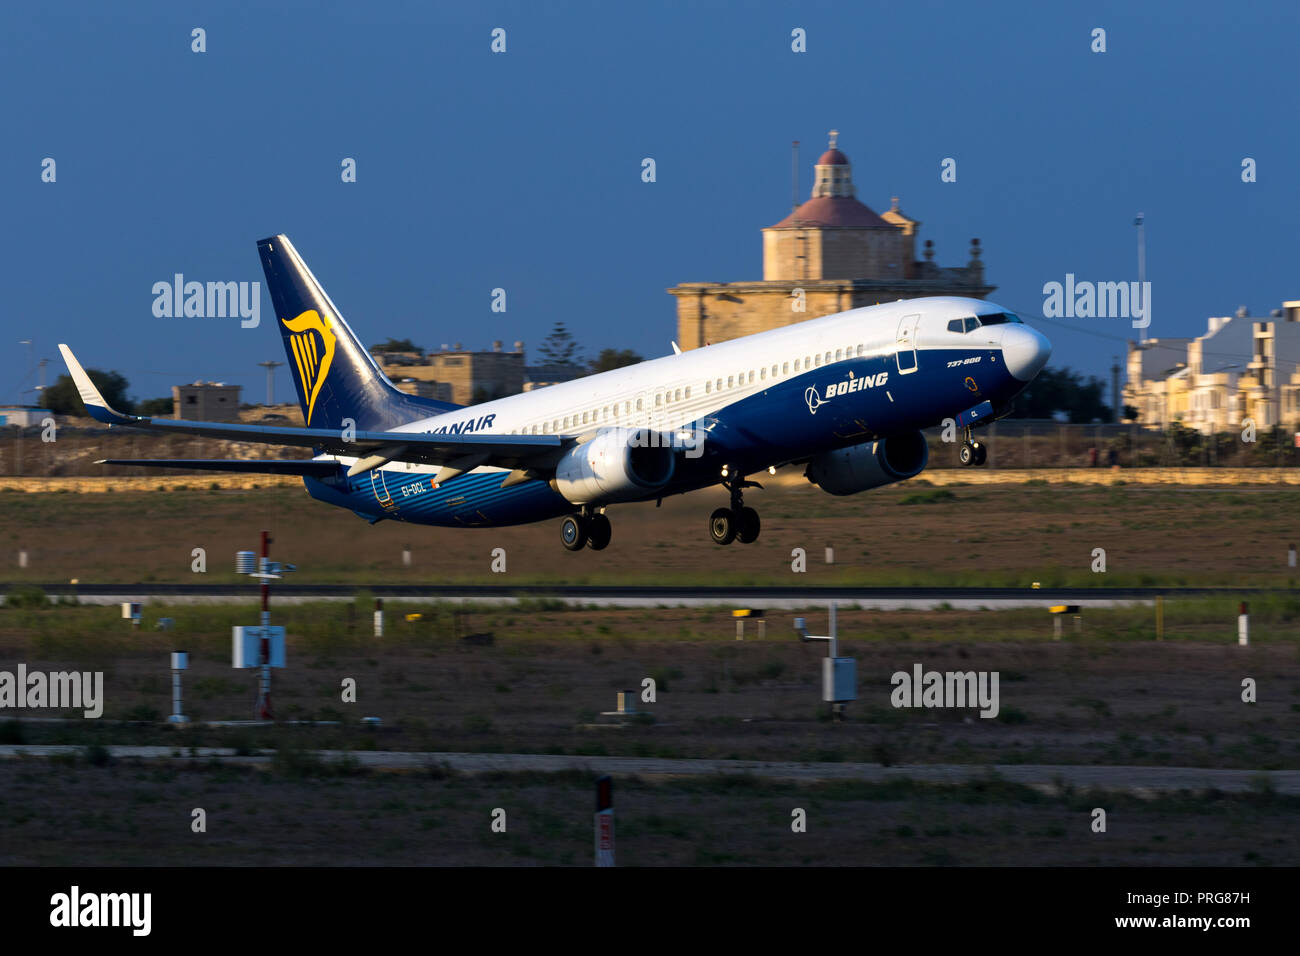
59;234;1051;551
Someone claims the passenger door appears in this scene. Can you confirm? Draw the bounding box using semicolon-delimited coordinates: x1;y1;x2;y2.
896;314;921;374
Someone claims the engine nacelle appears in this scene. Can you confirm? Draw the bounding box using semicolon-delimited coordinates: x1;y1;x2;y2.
554;427;676;505
805;430;929;496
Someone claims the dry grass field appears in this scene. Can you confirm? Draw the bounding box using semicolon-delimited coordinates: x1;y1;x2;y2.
2;479;1298;588
2;601;1297;767
1;479;1297;865
0;598;1297;865
3;758;1294;866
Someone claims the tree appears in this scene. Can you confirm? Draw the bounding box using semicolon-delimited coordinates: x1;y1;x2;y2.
1005;367;1112;423
137;397;175;416
40;370;131;416
371;337;423;354
587;348;643;375
536;322;583;368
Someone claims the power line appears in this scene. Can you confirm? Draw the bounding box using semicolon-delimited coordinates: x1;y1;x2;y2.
1011;304;1300;366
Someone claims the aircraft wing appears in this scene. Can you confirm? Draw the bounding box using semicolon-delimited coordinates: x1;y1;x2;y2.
60;344;569;477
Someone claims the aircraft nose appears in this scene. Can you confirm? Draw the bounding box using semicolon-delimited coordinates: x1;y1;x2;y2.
1003;325;1052;381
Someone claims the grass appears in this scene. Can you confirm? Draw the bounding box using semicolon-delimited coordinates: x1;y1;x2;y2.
1;595;1296;773
3;482;1300;588
4;758;1295;865
898;489;958;505
5;593;1300;656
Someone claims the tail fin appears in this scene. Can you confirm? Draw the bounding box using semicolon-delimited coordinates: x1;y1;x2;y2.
257;234;460;430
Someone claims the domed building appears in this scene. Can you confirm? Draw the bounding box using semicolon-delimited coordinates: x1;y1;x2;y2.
669;131;994;349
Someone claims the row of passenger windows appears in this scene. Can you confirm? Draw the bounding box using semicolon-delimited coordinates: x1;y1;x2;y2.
521;342;869;434
698;343;869;394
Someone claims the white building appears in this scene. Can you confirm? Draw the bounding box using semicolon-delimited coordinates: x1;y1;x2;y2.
1124;302;1300;433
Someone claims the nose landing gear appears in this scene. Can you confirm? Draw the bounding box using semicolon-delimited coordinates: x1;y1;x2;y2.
958;427;988;467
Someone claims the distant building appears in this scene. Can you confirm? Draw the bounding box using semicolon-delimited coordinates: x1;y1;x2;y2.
377;350;424;366
523;364;585;391
0;406;45;427
172;382;241;421
1124;302;1300;432
393;378;454;403
375;341;525;405
668;131;995;350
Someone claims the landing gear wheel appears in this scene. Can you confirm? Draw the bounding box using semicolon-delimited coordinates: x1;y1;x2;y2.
736;506;761;543
710;507;736;545
959;442;974;466
971;441;987;466
560;514;588;551
586;513;612;551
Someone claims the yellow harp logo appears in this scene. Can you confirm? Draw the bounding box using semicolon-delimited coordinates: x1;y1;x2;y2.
281;309;336;425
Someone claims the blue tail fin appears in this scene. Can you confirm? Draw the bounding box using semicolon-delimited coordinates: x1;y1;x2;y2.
257;234;460;430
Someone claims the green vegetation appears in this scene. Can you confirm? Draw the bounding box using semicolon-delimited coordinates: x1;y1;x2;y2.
4;585;47;609
587;348;644;374
135;397;174;416
40;369;131;415
1006;366;1111;422
536;321;583;369
369;337;423;355
898;489;957;505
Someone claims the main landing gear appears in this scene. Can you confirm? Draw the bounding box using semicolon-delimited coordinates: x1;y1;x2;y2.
958;426;988;467
560;509;612;552
710;475;762;545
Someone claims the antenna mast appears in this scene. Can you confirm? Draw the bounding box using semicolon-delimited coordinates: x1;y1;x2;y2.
1135;212;1146;344
257;360;284;406
791;140;800;212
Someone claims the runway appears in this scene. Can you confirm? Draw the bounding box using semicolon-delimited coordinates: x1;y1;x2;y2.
3;581;1282;610
0;744;1293;794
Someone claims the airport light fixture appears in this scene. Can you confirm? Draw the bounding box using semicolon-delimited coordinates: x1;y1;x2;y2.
794;602;856;720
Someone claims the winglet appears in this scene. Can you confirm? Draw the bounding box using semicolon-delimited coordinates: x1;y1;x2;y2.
57;344;138;424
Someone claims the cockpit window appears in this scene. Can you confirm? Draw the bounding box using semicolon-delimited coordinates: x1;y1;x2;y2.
949;317;981;333
975;311;1023;325
947;319;964;334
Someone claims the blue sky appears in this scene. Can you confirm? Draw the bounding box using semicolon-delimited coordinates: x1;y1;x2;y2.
5;0;1297;406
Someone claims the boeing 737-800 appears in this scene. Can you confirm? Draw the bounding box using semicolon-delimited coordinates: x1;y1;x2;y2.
60;234;1050;550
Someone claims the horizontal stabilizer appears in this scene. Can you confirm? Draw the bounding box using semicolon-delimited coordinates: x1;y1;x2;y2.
95;459;342;476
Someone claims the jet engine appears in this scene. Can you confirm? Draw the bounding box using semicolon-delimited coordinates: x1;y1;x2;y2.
554;427;676;504
805;431;929;496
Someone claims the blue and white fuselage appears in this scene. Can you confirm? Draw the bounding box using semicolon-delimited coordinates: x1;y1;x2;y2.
309;297;1048;527
60;235;1050;550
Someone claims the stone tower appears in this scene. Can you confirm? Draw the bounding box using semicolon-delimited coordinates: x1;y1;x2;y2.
668;130;996;350
762;131;907;282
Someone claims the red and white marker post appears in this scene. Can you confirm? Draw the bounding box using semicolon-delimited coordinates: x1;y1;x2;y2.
595;775;614;867
257;530;273;719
